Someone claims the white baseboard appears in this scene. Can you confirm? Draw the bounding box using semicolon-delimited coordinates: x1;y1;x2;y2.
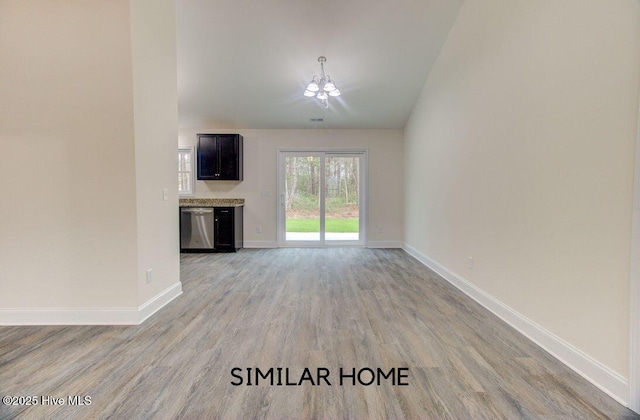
0;307;141;325
402;243;630;407
244;240;278;248
0;282;182;326
137;282;183;324
367;240;403;248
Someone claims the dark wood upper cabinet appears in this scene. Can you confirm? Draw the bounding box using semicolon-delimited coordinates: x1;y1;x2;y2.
197;134;243;181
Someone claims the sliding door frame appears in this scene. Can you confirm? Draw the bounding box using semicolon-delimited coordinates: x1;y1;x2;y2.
276;148;368;247
629;100;640;413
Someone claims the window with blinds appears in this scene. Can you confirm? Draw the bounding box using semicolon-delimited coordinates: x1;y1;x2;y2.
178;147;194;196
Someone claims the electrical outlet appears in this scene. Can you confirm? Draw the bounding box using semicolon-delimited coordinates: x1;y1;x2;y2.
255;226;262;234
467;257;474;269
146;268;153;283
162;188;169;201
377;227;383;234
260;190;271;196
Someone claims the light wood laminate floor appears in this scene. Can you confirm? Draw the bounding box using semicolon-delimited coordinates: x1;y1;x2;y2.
0;248;637;419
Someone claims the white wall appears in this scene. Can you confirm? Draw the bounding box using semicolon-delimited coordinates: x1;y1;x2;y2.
179;128;404;247
0;0;181;322
130;0;181;305
404;0;639;391
0;1;139;309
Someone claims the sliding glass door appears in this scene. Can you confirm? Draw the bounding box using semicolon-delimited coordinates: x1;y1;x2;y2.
278;150;366;246
284;153;321;242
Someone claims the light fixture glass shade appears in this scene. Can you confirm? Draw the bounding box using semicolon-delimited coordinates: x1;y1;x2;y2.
323;77;336;92
306;78;320;92
303;57;339;108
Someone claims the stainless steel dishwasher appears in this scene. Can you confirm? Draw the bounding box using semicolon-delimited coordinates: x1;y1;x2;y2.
180;207;214;250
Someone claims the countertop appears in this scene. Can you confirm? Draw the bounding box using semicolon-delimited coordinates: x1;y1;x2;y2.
179;198;244;207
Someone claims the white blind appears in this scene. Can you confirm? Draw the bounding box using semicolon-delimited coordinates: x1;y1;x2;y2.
178;148;194;195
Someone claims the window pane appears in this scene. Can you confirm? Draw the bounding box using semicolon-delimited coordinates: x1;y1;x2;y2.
325;156;359;241
178;148;193;195
285;155;320;241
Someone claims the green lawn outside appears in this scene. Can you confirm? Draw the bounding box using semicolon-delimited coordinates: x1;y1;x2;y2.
286;218;359;233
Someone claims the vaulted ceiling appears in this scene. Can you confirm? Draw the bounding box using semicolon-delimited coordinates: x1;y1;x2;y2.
177;0;464;129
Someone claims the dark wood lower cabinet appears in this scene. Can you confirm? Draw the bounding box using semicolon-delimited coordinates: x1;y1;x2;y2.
214;207;243;252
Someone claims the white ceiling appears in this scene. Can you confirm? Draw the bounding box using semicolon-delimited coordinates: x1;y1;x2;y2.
177;0;464;129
